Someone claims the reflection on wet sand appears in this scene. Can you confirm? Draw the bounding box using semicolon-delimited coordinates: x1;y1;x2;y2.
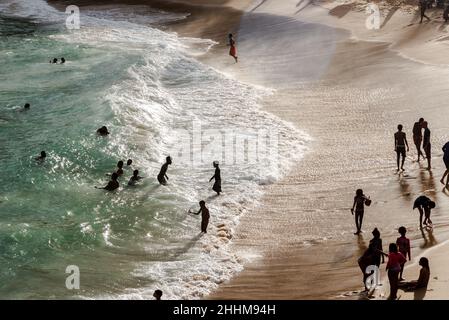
420;227;437;249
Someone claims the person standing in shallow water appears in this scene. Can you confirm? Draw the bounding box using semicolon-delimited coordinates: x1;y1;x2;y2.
210;161;222;195
189;200;210;233
412;118;424;162
157;156;172;185
419;0;431;23
228;34;238;63
351;189;370;235
441;141;449;186
394;124;409;172
422;121;431;169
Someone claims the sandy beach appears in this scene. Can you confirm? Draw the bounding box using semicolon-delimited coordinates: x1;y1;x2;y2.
47;0;449;299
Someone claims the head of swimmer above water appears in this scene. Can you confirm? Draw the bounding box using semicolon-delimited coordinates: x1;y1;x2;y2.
133;169;139;177
127;159;132;166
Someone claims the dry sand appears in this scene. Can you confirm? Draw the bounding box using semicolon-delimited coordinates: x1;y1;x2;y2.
48;0;449;299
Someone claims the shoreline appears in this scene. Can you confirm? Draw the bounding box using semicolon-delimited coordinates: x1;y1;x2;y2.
45;0;449;300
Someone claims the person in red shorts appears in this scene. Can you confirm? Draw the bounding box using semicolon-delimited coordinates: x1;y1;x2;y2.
228;33;238;63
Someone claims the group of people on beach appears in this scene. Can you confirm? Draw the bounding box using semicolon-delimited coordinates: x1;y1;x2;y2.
395;118;449;187
394;118;431;172
358;226;430;300
351;117;446;299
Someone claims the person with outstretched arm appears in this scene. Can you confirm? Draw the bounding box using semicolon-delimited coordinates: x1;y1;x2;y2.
97;172;119;191
189;200;210;233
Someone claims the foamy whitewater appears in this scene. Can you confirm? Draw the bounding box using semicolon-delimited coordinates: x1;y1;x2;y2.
0;0;309;299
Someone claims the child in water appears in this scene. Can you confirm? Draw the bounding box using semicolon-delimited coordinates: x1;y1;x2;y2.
351;189;370;235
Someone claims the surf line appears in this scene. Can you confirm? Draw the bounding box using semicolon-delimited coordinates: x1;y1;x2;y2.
173;304;208;318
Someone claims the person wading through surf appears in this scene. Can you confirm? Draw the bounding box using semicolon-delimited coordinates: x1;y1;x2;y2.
209;161;222;196
189;200;210;233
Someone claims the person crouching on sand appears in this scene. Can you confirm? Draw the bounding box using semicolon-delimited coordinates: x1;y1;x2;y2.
413;195;435;228
228;34;238;63
381;243;406;300
189;200;210;233
351;189;371;235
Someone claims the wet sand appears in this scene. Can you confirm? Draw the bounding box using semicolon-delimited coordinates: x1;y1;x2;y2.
48;0;449;299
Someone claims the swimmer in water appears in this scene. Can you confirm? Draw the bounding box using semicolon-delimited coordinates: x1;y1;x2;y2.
126;159;132;167
35;151;46;162
97;172;119;191
128;169;142;186
24;103;30;110
153;290;163;300
116;161;124;176
96;126;110;136
157;156;172;185
60;57;65;64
